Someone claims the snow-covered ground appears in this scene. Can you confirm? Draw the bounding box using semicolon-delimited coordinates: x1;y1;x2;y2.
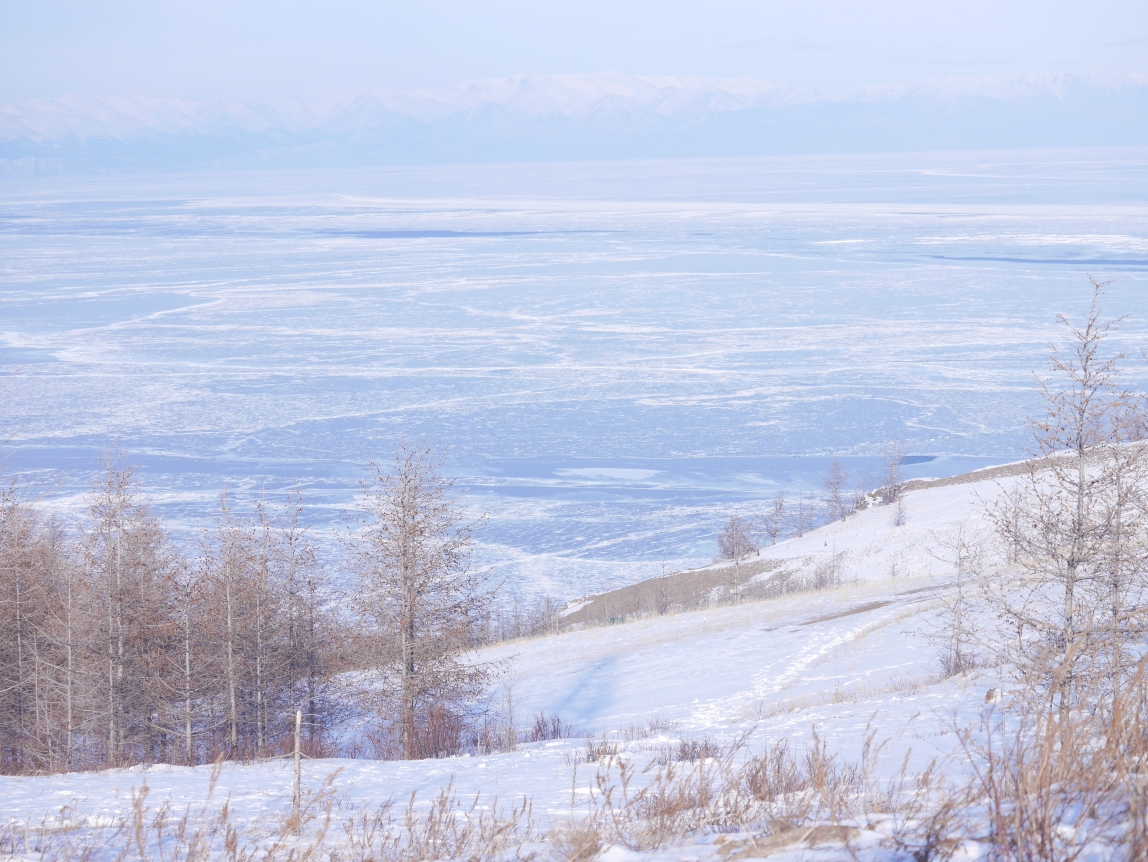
0;471;1009;859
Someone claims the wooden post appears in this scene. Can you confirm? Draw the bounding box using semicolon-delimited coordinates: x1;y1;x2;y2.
293;709;302;834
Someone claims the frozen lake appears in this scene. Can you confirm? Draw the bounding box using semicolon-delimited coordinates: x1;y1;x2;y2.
2;149;1147;598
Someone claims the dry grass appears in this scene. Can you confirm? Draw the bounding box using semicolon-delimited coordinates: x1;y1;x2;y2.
618;716;678;743
556;732;880;855
0;734;886;860
0;763;341;862
957;672;1148;861
10;673;1148;861
573;736;621;764
336;783;535;862
648;735;727;766
559;550;865;634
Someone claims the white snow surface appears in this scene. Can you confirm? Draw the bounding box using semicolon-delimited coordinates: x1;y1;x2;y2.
0;474;1009;859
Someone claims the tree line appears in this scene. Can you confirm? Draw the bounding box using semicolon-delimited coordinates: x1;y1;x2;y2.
0;443;505;774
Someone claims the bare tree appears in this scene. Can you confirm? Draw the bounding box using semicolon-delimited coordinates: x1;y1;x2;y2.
760;492;786;545
822;461;849;521
928;524;983;677
847;477;871;516
482;595;563;643
717;515;757;599
167;561;205;765
0;485;68;772
789;492;816;538
986;280;1148;720
264;486;340;753
0;456;344;774
1097;441;1148;692
40;524;80;771
200;490;313;760
80;456;179;766
201;493;251;757
350;443;494;760
717;515;756;564
880;441;905;505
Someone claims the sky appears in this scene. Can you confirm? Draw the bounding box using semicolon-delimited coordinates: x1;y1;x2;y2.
2;0;1147;105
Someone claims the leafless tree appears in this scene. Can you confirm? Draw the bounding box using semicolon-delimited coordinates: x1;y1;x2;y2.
717;515;757;599
893;495;908;527
880;441;905;505
349;443;495;760
0;452;343;774
717;515;756;564
198;489;331;760
986;280;1148;720
927;524;983;677
167;559;205;765
822;461;850;521
760;492;786;545
482;595;563;643
266;487;340;753
79;455;178;766
39;523;80;771
848;477;871;516
0;485;69;772
789;492;816;537
201;493;251;757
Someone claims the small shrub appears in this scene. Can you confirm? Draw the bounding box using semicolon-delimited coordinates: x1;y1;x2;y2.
530;711;575;742
620;716;678;742
467;711;517;754
548;822;603;862
581;736;620;763
652;735;725;765
938;647;980;678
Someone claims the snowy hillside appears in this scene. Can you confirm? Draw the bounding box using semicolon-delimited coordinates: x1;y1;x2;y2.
0;464;1012;859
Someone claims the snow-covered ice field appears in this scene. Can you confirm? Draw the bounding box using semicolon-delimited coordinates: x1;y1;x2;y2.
0;468;1012;858
2;149;1147;601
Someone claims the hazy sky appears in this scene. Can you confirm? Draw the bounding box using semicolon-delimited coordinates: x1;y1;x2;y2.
3;0;1147;104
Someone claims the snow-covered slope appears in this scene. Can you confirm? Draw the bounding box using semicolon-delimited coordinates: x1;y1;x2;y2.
0;469;1009;857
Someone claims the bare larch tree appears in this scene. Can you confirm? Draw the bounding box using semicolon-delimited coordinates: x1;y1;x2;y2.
717;514;757;599
80;456;178;766
717;515;757;564
987;279;1148;720
880;441;905;505
760;492;786;545
350;443;494;760
822;461;849;522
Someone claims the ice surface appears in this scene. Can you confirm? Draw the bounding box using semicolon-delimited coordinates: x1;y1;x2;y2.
1;151;1146;600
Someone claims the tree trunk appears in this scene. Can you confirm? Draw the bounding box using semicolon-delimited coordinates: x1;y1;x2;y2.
183;596;193;764
225;564;238;756
65;569;74;770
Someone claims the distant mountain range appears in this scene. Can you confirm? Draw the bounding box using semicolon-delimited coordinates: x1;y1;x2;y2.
3;70;1146;173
